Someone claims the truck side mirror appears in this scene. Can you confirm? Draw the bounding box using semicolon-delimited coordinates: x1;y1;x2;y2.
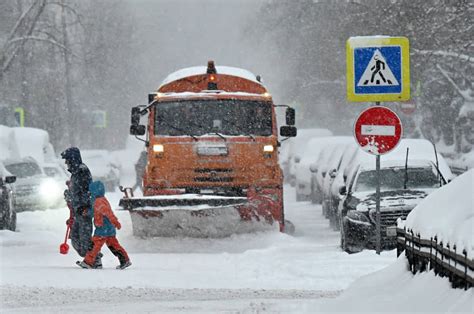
280;126;297;137
5;176;16;184
285;107;295;125
130;125;146;136
131;107;141;126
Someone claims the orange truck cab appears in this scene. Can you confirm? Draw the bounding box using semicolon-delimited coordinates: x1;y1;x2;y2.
124;61;297;237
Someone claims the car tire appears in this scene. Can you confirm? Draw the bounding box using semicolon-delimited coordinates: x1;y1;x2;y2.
8;211;16;231
334;213;341;231
341;223;361;254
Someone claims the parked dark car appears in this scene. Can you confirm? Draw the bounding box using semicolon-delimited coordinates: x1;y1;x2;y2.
0;161;17;230
339;160;444;253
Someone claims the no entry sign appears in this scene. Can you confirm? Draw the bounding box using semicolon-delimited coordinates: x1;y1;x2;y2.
354;106;402;155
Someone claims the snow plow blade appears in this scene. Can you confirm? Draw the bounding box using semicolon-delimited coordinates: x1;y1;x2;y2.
119;195;279;238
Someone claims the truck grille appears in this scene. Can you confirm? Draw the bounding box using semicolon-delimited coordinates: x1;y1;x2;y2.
194;168;233;174
370;209;412;227
193;168;234;183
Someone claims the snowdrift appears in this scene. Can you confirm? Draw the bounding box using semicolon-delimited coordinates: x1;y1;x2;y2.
320;257;473;313
405;169;474;257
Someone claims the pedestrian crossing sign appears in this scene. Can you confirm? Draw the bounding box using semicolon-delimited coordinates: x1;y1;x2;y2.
347;36;410;102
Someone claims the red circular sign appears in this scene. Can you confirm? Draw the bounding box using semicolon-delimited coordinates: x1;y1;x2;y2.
354;106;402;155
400;100;416;115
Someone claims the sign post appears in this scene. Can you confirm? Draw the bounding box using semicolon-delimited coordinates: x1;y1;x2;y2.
348;36;409;254
354;105;403;254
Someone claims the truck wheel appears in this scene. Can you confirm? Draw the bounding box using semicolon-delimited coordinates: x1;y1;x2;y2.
283;219;295;235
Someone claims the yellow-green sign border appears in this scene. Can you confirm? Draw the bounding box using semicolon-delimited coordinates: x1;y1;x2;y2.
346;36;410;102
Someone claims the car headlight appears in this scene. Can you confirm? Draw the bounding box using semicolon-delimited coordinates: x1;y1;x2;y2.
356;203;369;212
346;210;371;224
39;179;61;201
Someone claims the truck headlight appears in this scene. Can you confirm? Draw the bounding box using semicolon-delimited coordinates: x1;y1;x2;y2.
153;144;164;153
263;145;274;153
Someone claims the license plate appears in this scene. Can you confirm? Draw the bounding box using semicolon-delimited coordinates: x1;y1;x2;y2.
386;226;397;237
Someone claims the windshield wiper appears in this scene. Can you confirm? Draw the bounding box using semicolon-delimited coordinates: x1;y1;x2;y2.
159;120;198;141
221;117;257;141
211;132;227;141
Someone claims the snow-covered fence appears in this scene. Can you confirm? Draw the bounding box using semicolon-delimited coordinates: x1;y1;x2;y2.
397;227;474;290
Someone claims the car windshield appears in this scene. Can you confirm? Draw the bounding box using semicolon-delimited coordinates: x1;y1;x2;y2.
5;162;42;178
354;167;440;192
154;99;273;136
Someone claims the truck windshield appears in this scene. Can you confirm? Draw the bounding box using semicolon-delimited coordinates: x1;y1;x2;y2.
154;100;273;136
354;167;439;192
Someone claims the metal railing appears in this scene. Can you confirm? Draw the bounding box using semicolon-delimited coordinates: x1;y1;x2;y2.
397;227;474;290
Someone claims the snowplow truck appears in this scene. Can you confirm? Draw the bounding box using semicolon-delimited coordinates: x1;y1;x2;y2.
121;61;297;237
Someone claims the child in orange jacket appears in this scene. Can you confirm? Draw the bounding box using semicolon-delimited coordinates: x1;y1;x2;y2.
77;181;131;269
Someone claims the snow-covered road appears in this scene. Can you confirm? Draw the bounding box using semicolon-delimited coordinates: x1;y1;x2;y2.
1;185;396;313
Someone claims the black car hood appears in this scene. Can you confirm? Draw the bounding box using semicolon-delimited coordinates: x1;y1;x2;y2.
353;189;434;212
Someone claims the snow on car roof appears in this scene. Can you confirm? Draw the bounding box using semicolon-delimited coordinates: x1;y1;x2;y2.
160;66;262;87
351;138;454;179
358;159;434;171
12;127;55;164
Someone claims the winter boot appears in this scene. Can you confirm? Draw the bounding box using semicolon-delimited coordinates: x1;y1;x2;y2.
94;252;103;269
116;260;132;270
76;261;93;269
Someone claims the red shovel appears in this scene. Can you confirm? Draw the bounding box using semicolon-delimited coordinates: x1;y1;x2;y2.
60;225;71;255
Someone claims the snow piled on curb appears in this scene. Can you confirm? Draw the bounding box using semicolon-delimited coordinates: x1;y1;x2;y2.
405;169;474;257
319;257;473;313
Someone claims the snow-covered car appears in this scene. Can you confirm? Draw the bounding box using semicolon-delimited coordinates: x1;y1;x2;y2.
282;128;333;186
294;136;334;201
81;150;121;191
327;143;358;229
319;138;353;217
3;157;62;211
0;160;17;230
339;159;444;253
309;137;352;206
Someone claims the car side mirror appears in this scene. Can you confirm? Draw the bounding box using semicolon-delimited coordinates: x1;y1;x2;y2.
280;126;297;137
5;176;16;184
309;163;318;173
285;107;295;125
339;186;347;195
